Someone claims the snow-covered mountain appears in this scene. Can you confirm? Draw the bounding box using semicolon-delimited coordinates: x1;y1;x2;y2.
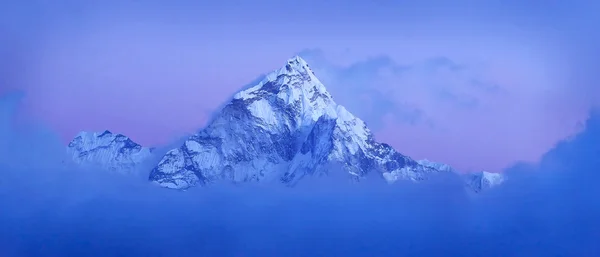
418;159;505;192
148;56;443;189
67;130;154;173
66;56;505;193
417;159;457;173
465;171;505;193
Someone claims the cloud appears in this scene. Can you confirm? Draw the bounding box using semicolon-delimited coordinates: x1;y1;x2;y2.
299;49;509;127
298;48;589;172
1;92;600;256
299;49;423;128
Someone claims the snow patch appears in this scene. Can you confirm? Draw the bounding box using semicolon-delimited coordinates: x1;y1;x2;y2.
247;99;278;128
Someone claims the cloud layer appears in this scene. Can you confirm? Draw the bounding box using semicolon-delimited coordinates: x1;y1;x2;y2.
0;92;599;256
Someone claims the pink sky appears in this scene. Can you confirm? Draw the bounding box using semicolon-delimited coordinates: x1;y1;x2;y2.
2;0;598;172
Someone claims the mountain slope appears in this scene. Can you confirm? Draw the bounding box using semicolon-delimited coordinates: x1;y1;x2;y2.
149;56;442;189
67;130;154;173
466;171;505;193
64;57;504;193
418;159;505;192
417;159;457;173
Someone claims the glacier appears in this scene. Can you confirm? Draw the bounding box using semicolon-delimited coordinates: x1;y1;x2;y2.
66;56;504;191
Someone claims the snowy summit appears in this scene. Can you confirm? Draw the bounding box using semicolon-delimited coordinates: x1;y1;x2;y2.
148;56;443;189
466;171;505;193
67;130;153;173
66;56;504;191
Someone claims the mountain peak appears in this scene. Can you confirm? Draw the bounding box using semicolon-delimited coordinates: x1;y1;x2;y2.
143;55;471;190
99;130;112;136
149;56;447;189
466;171;505;193
285;55;310;70
67;130;153;173
417;159;457;173
68;130;141;152
279;55;317;79
287;55;306;63
230;55;336;125
479;171;504;183
234;56;324;98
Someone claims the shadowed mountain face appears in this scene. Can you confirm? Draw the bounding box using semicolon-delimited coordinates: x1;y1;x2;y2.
66;56;504;191
147;56;443;189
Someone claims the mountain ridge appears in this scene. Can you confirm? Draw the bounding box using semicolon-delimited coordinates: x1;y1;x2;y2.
66;56;505;192
67;130;154;173
148;56;448;189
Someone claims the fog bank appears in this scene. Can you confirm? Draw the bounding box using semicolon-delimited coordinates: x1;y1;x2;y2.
0;92;598;256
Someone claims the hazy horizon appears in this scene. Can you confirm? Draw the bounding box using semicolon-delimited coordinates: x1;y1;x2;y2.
1;89;600;256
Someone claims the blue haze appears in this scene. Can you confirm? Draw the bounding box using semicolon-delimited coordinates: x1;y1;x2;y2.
2;0;600;256
0;92;599;256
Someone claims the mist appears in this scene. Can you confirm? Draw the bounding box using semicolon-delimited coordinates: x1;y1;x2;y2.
0;92;599;256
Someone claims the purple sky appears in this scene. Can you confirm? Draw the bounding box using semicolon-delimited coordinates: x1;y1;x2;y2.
2;0;599;172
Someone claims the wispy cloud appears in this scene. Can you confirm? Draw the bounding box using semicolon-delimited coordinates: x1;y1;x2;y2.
299;49;508;125
299;48;588;172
